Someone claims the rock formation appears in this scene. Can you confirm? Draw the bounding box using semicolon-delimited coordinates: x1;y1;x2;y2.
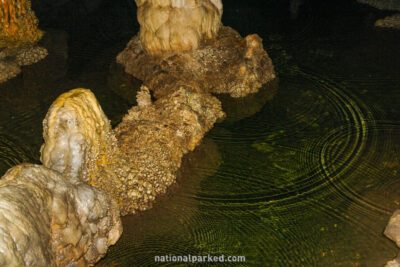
375;13;400;29
41;87;225;215
117;0;275;98
135;0;222;54
0;0;48;83
384;210;400;266
0;164;122;266
357;0;400;29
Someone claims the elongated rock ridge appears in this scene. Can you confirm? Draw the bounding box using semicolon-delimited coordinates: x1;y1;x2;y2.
41;87;225;215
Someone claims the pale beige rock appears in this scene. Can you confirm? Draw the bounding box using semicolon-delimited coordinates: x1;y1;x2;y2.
385;210;400;266
0;163;122;266
135;0;222;54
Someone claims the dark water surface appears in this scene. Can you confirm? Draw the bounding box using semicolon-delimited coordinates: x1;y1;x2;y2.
1;0;400;266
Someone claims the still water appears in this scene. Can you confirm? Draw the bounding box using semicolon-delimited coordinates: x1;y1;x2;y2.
1;0;400;266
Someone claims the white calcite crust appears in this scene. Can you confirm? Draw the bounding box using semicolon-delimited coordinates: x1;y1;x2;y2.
0;164;122;266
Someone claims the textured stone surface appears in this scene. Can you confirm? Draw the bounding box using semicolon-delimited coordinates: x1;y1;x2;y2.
0;164;122;266
117;26;276;98
375;13;400;29
135;0;222;54
0;0;48;83
112;86;225;214
41;87;225;215
0;0;44;49
385;210;400;266
357;0;400;29
41;89;119;183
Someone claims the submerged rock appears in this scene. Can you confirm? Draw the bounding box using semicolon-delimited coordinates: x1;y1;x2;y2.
41;87;225;215
117;26;275;98
357;0;400;29
0;164;122;266
375;13;400;29
385;210;400;266
117;0;275;98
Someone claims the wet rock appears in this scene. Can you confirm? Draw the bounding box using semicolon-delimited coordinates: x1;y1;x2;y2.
0;163;122;266
357;0;400;29
0;0;48;83
117;26;275;98
135;0;222;54
113;86;225;214
385;210;400;266
387;258;400;267
41;87;225;215
385;210;400;246
41;89;119;183
375;13;400;29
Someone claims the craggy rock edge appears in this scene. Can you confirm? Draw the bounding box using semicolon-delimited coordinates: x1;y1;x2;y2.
0;164;122;266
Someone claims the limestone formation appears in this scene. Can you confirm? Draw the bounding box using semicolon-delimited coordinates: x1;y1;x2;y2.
357;0;400;29
0;0;48;83
41;87;225;215
41;89;119;184
375;13;400;29
117;0;275;98
385;210;400;266
117;26;276;98
135;0;223;54
0;164;122;266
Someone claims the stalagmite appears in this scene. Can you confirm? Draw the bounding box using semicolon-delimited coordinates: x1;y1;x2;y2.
0;0;48;83
41;87;225;215
117;0;276;98
135;0;223;54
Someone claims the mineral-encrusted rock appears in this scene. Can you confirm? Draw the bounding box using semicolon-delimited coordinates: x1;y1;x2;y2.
117;26;276;98
375;13;400;29
41;87;225;215
112;86;225;214
41;89;120;183
0;0;43;48
135;0;223;54
357;0;400;29
0;164;122;266
0;0;48;83
0;60;21;82
384;210;400;266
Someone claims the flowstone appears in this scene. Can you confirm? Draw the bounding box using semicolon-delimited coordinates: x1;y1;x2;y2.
0;0;48;83
0;164;122;266
117;0;275;98
41;87;225;215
